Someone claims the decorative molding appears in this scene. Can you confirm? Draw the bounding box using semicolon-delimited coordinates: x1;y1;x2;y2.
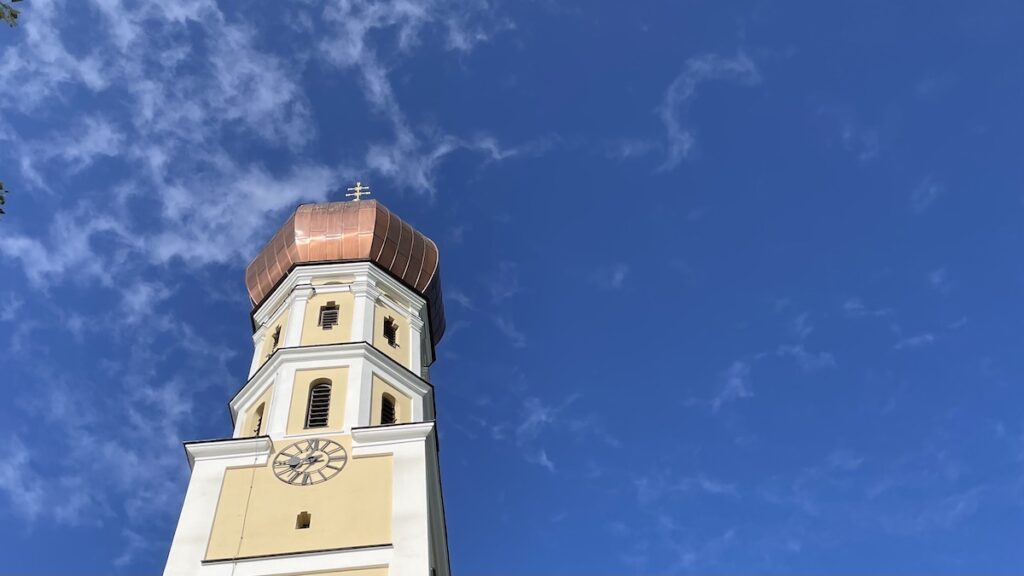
202;543;392;565
185;436;272;469
230;342;434;433
253;262;425;329
351;421;434;455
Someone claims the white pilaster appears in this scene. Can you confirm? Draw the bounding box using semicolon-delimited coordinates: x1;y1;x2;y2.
407;310;425;377
266;367;292;437
283;284;313;347
350;278;380;344
356;358;375;428
343;359;365;431
163;438;272;576
248;330;266;379
352;423;436;576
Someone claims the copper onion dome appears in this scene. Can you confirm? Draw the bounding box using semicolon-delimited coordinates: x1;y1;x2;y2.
245;200;445;345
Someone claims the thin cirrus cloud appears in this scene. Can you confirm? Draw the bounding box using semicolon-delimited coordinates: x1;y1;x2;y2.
909;176;943;214
0;0;529;290
657;52;762;171
0;0;527;566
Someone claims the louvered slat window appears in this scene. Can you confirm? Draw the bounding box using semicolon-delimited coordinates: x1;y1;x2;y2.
305;382;332;428
318;302;339;330
381;394;397;425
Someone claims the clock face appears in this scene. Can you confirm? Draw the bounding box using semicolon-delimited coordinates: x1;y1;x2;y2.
272;438;348;486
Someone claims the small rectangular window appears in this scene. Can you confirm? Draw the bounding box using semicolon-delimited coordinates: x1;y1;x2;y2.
383;316;399;347
318;302;339;330
296;511;311;529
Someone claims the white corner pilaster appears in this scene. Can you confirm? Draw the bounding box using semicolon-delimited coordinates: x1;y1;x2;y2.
352;423;435;576
248;331;266;379
356;358;375;428
283;284;314;347
344;359;365;431
266;367;293;437
164;438;272;576
407;310;425;376
350;278;380;344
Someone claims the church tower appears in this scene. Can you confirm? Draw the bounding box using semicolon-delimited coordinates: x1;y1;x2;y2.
164;193;451;576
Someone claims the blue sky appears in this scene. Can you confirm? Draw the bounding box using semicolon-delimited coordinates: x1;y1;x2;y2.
1;0;1023;573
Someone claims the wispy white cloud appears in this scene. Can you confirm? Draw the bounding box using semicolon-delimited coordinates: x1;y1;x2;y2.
840;121;880;162
789;312;814;341
494;315;528;348
592;262;630;291
679;475;739;496
526;448;556;473
929;267;951;295
318;0;524;194
0;293;23;322
712;361;753;412
0;436;46;522
910;176;942;214
893;332;936;350
774;344;836;372
842;298;893;319
657;52;761;171
606;138;660;161
826;450;865;471
448;289;477;311
488;261;522;302
0;0;531;303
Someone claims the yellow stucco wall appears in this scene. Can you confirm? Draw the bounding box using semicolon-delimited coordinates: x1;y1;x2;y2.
370;375;411;426
300;291;355;346
243;387;274;437
287;367;348;435
373;303;409;367
205;435;393;561
260;309;290;361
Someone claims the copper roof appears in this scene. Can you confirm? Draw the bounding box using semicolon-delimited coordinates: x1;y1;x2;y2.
245;200;445;345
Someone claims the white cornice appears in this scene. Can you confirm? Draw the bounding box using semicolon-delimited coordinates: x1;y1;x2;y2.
253;262;426;329
230;342;433;423
185;437;272;469
351;421;434;455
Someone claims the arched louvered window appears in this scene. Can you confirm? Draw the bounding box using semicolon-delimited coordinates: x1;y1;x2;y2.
252;403;265;436
380;393;397;425
305;381;332;428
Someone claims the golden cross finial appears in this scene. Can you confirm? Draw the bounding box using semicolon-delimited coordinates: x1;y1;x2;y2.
346;181;371;202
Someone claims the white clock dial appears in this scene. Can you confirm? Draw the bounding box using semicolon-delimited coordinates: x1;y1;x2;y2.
272;438;348;486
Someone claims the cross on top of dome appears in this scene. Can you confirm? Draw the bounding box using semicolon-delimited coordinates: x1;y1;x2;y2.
346;181;371;202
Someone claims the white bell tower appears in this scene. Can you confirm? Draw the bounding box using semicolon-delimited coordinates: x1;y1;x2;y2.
163;197;451;576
